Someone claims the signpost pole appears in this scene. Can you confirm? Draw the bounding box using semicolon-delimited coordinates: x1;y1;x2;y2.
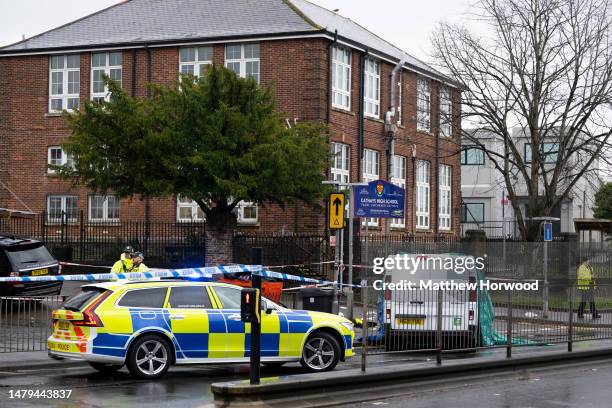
347;186;354;320
543;221;552;319
250;247;263;385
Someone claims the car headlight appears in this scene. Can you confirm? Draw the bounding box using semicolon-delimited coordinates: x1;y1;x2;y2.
340;321;354;332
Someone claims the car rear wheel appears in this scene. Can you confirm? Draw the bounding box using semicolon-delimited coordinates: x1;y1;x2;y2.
89;362;124;374
300;332;340;372
127;335;171;379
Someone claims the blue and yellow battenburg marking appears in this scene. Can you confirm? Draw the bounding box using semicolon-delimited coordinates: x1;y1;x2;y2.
50;282;354;362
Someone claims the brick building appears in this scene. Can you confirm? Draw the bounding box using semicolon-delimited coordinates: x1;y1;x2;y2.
0;0;462;238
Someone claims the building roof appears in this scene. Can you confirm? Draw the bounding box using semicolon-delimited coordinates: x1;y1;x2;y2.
0;0;454;85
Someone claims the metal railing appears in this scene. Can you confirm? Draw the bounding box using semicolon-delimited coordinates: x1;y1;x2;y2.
356;281;612;369
0;296;65;353
0;211;205;268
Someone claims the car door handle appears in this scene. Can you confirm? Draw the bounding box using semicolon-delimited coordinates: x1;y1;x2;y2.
170;315;184;320
228;314;241;320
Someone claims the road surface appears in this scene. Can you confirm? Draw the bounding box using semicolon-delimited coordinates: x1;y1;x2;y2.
337;358;612;408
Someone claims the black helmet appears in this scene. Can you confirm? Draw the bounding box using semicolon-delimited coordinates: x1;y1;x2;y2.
133;251;144;261
123;245;134;254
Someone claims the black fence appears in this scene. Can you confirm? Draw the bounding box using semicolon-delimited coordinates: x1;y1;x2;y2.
0;211;205;269
232;233;330;280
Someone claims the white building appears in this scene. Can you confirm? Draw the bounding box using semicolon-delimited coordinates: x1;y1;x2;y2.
461;128;601;238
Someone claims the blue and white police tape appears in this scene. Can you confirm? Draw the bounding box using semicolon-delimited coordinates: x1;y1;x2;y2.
0;264;360;287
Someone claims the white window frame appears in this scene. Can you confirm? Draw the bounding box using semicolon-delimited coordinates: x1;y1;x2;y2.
416;160;430;229
417;78;431;133
176;196;205;223
331;46;351;111
236;201;258;224
390;155;406;228
49;54;80;113
225;43;260;83
439;165;452;231
47;146;74;174
364;57;380;118
179;46;213;77
88;195;120;223
91;52;122;103
330;142;350;187
46;195;78;223
362;149;379;227
440;87;452;138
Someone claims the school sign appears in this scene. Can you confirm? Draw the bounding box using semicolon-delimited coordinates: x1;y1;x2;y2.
352;180;405;219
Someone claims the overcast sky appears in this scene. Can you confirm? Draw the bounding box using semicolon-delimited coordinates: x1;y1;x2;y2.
0;0;475;60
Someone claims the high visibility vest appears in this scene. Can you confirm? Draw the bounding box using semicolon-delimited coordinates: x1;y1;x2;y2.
111;258;133;273
577;263;593;291
130;263;149;273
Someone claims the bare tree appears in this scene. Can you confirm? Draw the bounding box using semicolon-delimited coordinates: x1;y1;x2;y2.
433;0;612;240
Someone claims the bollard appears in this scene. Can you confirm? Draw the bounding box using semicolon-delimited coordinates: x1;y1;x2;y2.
436;289;443;365
568;286;574;352
506;290;512;358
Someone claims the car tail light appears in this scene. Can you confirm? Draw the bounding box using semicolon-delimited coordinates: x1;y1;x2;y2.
384;289;391;300
384;275;392;300
469;276;477;302
468;309;475;321
73;291;111;327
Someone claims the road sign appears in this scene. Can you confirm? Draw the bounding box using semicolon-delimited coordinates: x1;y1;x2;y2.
543;221;553;241
329;193;345;229
352;180;405;218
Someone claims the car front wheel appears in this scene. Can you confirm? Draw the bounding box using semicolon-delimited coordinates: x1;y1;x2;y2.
300;332;340;372
126;335;171;379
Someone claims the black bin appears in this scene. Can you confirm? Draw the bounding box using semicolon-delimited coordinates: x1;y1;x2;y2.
300;288;335;313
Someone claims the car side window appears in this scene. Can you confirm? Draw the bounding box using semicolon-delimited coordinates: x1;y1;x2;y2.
168;286;212;309
118;288;167;308
213;286;241;309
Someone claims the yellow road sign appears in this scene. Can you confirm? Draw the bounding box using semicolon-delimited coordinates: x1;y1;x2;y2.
329;193;345;229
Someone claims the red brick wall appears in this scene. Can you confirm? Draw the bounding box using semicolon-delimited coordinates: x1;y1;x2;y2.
0;38;461;236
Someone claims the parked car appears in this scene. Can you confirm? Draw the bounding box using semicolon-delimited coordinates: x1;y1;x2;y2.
0;236;62;297
48;281;355;379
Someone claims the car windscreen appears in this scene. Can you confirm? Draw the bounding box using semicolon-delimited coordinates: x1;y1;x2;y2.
5;243;56;270
63;288;107;311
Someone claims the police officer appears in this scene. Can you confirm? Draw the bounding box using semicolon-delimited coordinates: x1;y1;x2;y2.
130;252;149;273
577;256;600;319
111;246;134;274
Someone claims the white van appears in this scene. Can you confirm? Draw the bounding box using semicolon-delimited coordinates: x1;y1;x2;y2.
380;253;480;350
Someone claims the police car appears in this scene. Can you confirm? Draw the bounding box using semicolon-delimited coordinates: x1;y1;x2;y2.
48;281;354;379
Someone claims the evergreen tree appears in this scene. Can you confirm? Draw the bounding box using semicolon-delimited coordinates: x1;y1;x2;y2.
55;65;329;264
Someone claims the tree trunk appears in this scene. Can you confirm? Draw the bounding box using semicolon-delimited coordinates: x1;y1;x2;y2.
203;205;238;266
205;227;234;266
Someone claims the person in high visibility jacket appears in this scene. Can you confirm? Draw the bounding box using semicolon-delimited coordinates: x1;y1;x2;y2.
130;252;149;273
577;257;600;319
111;246;134;274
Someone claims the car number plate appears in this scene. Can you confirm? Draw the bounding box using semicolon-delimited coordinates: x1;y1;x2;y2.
58;321;70;331
396;318;425;325
31;268;48;276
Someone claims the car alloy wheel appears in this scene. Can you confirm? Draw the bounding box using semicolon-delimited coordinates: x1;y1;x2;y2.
301;332;340;372
127;334;171;379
